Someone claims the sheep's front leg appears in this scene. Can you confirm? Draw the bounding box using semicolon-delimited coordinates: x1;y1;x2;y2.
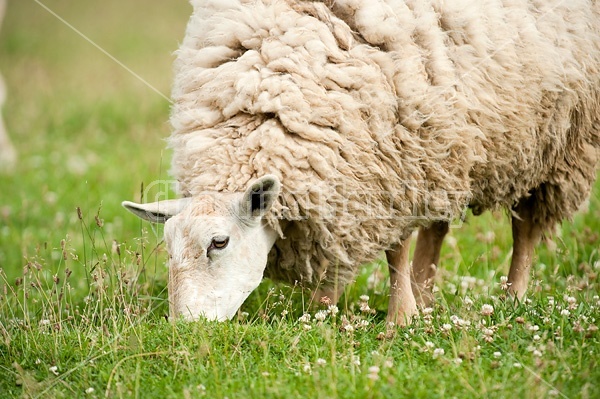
386;237;417;326
411;221;449;307
508;197;543;299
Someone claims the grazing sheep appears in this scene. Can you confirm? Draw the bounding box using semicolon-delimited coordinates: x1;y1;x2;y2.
123;0;600;323
0;0;16;172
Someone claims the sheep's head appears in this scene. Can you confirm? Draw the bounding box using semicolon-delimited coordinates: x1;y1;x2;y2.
122;175;281;321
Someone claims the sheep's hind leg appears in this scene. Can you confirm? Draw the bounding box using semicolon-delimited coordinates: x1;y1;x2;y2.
508;196;543;299
411;221;449;307
386;237;417;326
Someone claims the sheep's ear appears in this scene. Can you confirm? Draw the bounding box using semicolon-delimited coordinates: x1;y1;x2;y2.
240;175;281;218
121;198;191;223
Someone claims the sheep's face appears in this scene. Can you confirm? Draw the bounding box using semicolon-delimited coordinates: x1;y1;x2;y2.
122;175;281;321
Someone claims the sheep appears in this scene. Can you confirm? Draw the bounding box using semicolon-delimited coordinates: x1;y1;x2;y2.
123;0;600;323
0;0;16;172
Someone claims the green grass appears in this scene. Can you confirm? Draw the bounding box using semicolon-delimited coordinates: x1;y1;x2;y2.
0;1;599;398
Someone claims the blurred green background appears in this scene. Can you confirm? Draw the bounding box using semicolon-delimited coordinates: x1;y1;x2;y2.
0;0;191;283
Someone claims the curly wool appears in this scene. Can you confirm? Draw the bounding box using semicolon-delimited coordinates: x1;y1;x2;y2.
169;0;600;287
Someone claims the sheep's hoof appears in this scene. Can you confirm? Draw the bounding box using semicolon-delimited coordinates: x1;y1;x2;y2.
387;299;418;327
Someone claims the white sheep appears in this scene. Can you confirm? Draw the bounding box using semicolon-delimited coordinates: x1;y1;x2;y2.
123;0;600;323
0;0;16;172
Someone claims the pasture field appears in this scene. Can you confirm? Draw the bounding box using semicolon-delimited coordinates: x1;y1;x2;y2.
0;1;599;398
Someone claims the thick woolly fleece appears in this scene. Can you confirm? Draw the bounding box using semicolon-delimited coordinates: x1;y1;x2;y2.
169;0;600;287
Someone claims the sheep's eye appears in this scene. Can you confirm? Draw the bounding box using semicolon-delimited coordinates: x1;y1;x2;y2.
209;236;230;251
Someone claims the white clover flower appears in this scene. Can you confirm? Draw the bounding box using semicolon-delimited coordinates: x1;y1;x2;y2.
460;276;477;290
482;327;494;342
454;358;463;365
85;387;95;394
344;324;355;333
327;305;339;316
450;315;470;328
513;362;522;368
481;304;494;316
533;334;541;341
561;309;571;317
442;323;452;332
446;282;457;293
425;341;435;349
368;366;380;374
482;328;494;337
464;296;474;308
357;319;370;329
314;310;328;322
367;366;381;381
499;276;511;290
367;366;380;381
298;313;311;323
360;295;370;302
303;364;312;373
533;349;543;357
528;324;540;332
432;348;445;359
49;366;59;376
493;351;502;358
316;358;326;366
360;303;371;313
422;307;434;316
